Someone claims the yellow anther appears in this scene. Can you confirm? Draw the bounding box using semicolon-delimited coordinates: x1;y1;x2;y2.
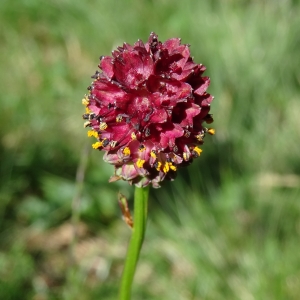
116;115;123;122
170;164;177;171
123;147;131;156
196;133;204;141
150;151;157;159
184;131;191;138
136;159;145;168
208;128;215;135
84;121;91;128
99;122;108;130
85;107;92;114
138;145;146;152
92;141;102;149
193;146;202;156
131;132;137;140
82;96;89;106
156;161;162;171
163;163;170;173
87;130;99;138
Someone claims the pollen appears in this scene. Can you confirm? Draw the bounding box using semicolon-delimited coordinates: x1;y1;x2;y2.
184;131;191;138
196;133;204;141
131;132;137;140
87;130;99;138
150;151;157;159
156;161;162;171
99;122;108;130
85;107;92;114
82;96;89;106
170;163;177;171
138;144;146;152
163;163;170;173
116;115;123;122
193;146;202;156
92;141;103;149
136;159;145;168
123;147;131;156
207;128;215;135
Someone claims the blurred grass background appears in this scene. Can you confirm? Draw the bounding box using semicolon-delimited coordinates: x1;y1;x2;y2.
1;0;300;299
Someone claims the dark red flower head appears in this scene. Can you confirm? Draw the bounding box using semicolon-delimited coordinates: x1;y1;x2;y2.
82;32;215;188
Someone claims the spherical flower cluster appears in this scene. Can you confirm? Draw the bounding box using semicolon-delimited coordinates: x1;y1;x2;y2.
82;32;215;188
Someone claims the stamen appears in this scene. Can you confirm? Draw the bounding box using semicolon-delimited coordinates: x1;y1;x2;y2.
110;140;118;148
99;122;108;130
96;106;115;122
163;163;170;173
131;132;137;140
196;133;205;141
204;114;214;124
183;153;188;161
170;163;177;171
84;121;91;128
155;161;162;171
83;112;96;120
92;141;102;149
144;128;151;137
82;96;89;106
138;144;146;152
123;147;131;156
102;138;109;147
91;70;100;79
193;146;202;156
207;128;215;135
116;115;123;122
136;159;145;168
87;130;99;138
184;130;191;138
150;150;157;159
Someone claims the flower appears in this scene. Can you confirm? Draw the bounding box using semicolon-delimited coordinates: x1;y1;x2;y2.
82;32;214;188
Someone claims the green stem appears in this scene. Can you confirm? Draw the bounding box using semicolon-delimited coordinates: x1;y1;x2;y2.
119;186;150;300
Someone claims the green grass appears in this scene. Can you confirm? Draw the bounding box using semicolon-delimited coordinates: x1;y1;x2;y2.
1;0;300;299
